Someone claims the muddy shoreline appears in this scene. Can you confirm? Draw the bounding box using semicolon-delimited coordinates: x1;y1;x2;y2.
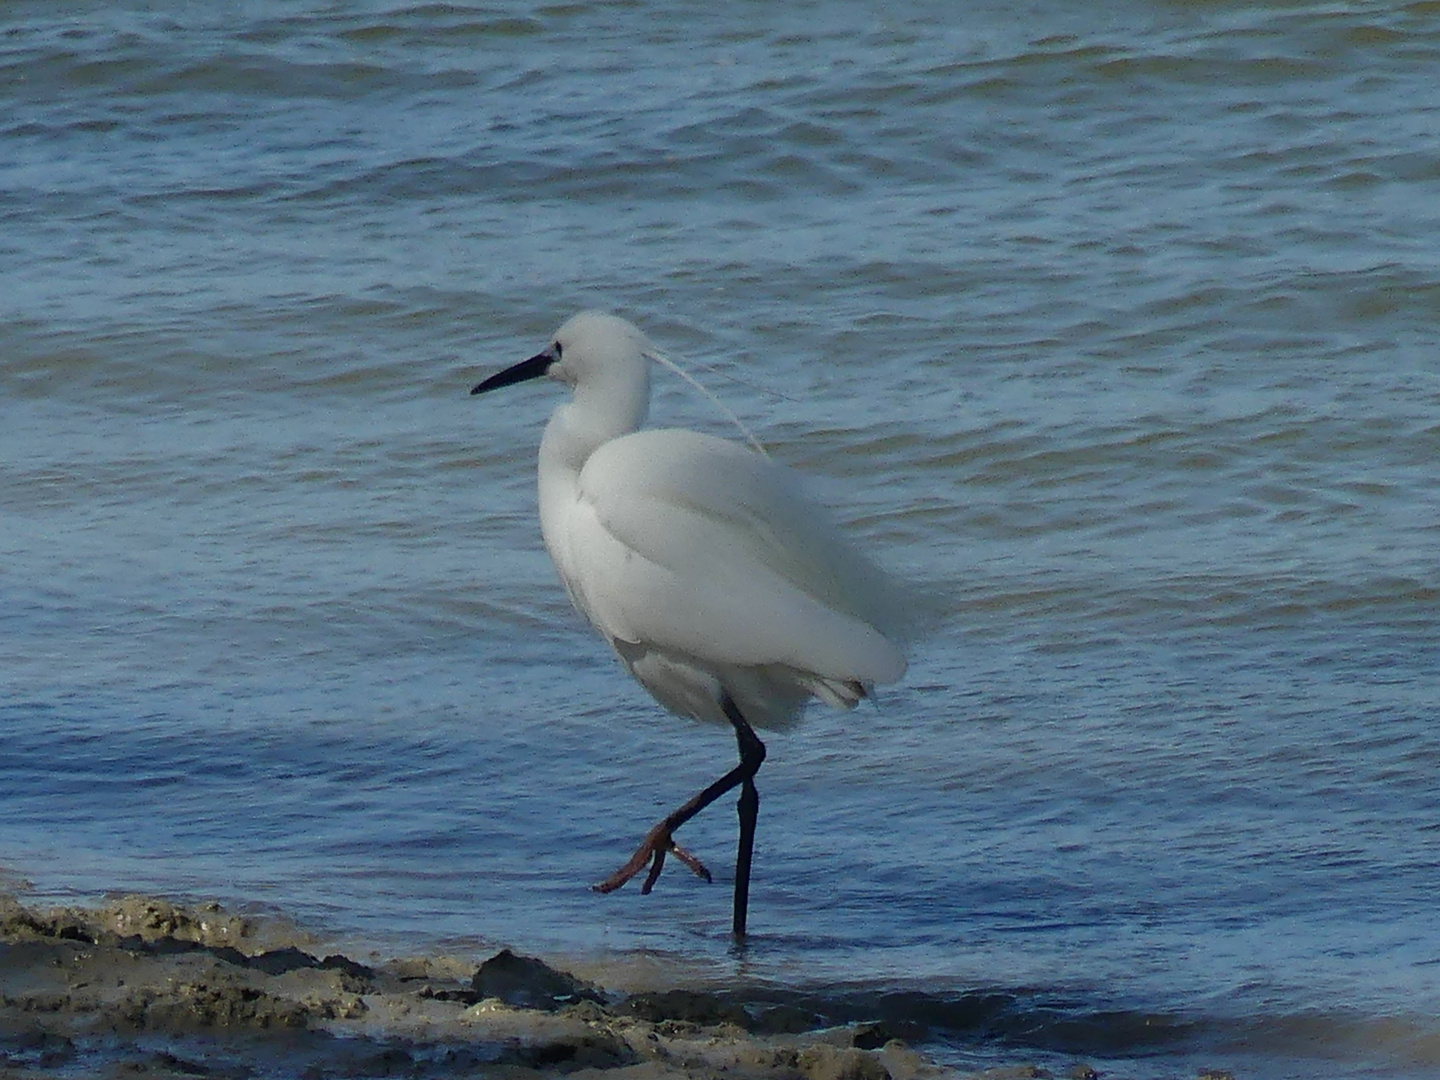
0;893;1087;1080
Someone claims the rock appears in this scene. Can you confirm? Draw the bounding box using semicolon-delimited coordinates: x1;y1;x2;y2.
875;1039;934;1080
302;992;368;1020
470;949;604;1011
245;946;319;976
0;1026;76;1070
798;1045;892;1080
103;897;253;949
622;988;753;1028
851;1022;897;1049
318;953;375;981
559;998;612;1022
498;1030;637;1071
114;983;309;1032
0;901;95;945
754;1003;824;1034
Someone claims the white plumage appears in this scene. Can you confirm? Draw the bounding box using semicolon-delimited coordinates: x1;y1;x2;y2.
472;310;906;935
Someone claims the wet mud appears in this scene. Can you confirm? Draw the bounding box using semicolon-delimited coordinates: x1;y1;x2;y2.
0;893;1000;1080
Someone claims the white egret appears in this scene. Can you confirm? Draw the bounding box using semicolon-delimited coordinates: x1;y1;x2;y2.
471;311;906;937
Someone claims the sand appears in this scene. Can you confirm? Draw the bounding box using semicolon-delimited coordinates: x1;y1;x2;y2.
0;892;1058;1080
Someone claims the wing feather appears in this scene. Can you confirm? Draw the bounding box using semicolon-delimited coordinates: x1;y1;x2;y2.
571;428;905;684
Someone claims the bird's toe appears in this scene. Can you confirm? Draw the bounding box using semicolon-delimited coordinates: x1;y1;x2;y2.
593;823;712;895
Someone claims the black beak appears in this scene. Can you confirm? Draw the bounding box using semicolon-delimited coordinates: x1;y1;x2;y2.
471;349;555;395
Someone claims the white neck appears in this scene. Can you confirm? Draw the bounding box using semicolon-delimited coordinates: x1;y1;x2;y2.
539;353;650;477
535;364;650;588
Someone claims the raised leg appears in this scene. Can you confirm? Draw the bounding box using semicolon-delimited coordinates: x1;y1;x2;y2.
593;694;767;938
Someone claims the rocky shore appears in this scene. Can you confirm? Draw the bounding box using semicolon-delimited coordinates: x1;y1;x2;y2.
0;893;1068;1080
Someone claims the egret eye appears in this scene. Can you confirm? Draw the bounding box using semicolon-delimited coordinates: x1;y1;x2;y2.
552;341;562;358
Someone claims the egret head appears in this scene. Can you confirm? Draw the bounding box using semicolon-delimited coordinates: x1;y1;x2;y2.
474;311;769;457
471;311;652;398
473;311;655;447
549;311;653;391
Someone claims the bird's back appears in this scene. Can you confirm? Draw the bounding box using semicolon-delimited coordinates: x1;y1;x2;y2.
551;427;905;726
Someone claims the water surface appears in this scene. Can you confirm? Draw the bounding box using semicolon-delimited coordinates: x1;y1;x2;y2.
4;3;1440;1077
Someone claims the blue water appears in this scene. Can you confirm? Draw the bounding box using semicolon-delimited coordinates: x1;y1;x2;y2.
4;2;1440;1076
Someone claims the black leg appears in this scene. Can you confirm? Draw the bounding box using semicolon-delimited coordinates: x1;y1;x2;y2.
733;776;759;937
594;693;767;939
721;696;765;939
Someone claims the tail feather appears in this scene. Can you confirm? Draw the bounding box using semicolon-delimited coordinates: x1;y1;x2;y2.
798;675;868;710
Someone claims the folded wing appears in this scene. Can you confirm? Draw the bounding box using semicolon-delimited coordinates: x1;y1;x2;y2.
566;428;905;686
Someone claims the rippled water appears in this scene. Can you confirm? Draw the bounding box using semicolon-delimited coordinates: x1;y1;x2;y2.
4;3;1440;1077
